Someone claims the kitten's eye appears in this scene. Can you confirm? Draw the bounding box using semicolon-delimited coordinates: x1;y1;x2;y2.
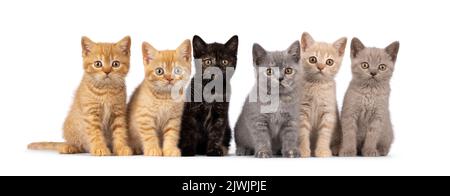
174;67;183;75
112;61;121;68
222;60;229;65
266;68;274;76
155;68;165;76
204;59;212;66
285;68;294;75
93;61;103;68
361;62;370;69
309;56;317;64
379;64;387;71
326;59;334;66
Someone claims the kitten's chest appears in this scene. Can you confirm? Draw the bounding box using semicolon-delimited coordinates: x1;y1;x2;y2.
357;91;388;122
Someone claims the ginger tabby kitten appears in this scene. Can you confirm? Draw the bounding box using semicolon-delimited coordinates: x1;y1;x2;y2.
28;36;133;156
128;40;192;156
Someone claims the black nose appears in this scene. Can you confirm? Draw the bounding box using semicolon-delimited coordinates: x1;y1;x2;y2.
370;72;377;76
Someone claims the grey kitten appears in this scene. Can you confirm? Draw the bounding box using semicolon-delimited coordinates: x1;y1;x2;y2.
234;41;301;158
339;38;400;157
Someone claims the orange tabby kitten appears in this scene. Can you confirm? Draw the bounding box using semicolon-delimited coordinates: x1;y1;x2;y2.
128;40;192;156
28;36;133;156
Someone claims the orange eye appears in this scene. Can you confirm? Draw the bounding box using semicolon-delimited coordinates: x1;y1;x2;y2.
204;59;212;66
155;68;165;75
326;59;334;66
285;68;294;75
309;56;317;64
93;61;103;68
112;61;121;68
266;68;274;76
222;60;229;65
361;62;370;69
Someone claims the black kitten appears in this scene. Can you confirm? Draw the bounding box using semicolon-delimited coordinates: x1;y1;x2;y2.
179;35;239;156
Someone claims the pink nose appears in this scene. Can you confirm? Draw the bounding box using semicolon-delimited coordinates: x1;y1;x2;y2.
165;76;174;82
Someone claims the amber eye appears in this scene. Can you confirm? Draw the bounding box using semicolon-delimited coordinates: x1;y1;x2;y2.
266;68;274;76
361;62;370;69
285;68;294;75
326;59;334;66
222;60;229;65
379;64;387;71
155;68;165;75
204;59;212;66
93;61;103;68
309;56;317;64
112;61;121;68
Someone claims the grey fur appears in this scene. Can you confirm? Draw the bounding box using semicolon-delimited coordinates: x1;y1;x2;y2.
234;41;301;158
339;38;399;157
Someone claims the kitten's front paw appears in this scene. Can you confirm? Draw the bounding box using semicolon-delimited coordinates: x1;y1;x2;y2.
114;146;133;156
91;146;112;156
163;147;181;157
300;149;312;158
144;147;163;156
362;149;380;157
315;148;332;157
255;150;272;158
206;147;224;157
339;149;357;157
236;147;254;156
282;149;300;158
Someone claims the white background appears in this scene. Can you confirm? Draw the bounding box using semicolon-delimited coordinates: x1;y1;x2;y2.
0;0;449;176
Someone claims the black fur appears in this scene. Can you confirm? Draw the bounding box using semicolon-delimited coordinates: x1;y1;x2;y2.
179;35;238;156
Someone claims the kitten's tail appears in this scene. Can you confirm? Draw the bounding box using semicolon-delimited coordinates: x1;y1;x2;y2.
27;142;65;151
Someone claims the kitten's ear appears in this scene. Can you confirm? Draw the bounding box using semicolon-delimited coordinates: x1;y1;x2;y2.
116;36;131;55
385;41;400;63
333;37;348;57
351;37;366;58
301;32;315;52
225;35;239;55
142;42;158;64
253;43;267;66
176;39;192;63
81;36;95;56
287;41;301;62
193;35;207;58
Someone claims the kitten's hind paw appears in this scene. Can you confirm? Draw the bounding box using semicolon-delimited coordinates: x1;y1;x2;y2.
58;144;82;154
282;149;300;158
255;150;272;158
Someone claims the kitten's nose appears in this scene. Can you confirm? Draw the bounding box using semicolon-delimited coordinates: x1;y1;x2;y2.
165;76;174;82
371;72;377;76
104;67;112;75
317;64;326;71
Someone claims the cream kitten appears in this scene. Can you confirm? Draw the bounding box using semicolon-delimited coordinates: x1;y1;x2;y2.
298;32;347;157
